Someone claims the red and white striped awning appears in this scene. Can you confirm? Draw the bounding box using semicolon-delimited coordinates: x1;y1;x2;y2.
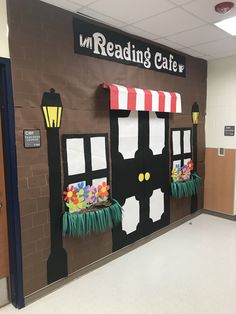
102;83;182;113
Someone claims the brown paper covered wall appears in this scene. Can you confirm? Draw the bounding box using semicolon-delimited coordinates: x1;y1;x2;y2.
7;0;207;295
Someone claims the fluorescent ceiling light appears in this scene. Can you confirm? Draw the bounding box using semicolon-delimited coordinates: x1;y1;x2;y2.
215;16;236;35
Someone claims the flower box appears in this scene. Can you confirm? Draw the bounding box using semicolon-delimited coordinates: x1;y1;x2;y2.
171;172;202;198
62;198;123;237
171;160;202;198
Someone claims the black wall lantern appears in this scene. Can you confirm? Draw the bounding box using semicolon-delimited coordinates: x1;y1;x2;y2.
41;88;68;284
192;102;200;125
42;88;63;128
191;102;200;213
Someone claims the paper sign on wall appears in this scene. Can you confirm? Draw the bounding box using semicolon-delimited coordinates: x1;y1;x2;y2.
74;16;186;77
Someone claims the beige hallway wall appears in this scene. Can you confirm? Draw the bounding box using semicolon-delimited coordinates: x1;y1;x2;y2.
0;0;9;58
205;56;236;215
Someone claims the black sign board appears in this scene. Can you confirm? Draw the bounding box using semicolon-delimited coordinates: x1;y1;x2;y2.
23;129;41;148
224;126;235;136
73;17;186;77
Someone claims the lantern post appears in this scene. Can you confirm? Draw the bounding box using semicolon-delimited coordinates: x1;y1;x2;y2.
191;102;200;213
41;88;67;283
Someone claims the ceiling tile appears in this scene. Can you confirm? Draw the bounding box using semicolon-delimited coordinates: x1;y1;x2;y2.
134;7;205;37
41;0;236;60
155;38;185;50
183;0;236;23
71;0;97;5
77;8;126;27
201;55;214;60
41;0;82;11
209;50;236;59
178;47;206;58
121;25;157;41
192;38;236;55
87;0;175;24
167;25;229;47
169;0;194;5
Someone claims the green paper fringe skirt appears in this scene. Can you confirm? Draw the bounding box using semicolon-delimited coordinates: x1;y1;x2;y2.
171;172;202;198
62;198;123;237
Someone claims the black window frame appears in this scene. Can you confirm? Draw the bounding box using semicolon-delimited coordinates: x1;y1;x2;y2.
171;128;192;168
62;133;110;188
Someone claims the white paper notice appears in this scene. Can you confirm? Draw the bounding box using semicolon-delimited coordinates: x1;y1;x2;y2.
149;112;165;155
118;111;138;159
66;138;85;176
91;137;107;171
184;130;191;153
172;131;181;155
122;196;139;234
149;189;164;222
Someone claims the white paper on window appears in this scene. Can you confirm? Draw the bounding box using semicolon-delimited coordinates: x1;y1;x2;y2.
91;137;107;171
172;131;181;155
66;138;85;176
173;160;181;169
184;130;191;153
122;196;139;234
118;111;138;159
92;177;107;187
149;112;165;155
150;189;164;222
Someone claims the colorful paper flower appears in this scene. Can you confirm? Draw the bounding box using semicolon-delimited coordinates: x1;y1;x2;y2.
176;164;181;171
63;186;77;202
75;191;85;205
171;160;194;183
77;182;85;190
64;181;112;212
98;182;110;200
187;160;194;171
66;201;80;213
76;182;89;199
178;170;183;182
171;167;179;182
87;185;99;204
182;165;191;181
